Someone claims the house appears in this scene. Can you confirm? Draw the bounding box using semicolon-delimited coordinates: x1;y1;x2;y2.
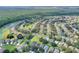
0;47;4;53
43;45;49;53
39;44;45;48
48;47;54;53
53;48;60;53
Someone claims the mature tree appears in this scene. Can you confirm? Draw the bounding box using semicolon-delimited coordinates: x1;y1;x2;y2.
26;40;29;44
26;34;33;40
73;41;79;49
42;39;48;44
22;47;26;52
31;29;37;33
51;42;57;47
39;38;43;42
65;48;73;53
25;46;30;52
17;34;24;39
31;46;38;52
7;33;14;39
38;47;44;53
55;35;62;41
3;49;10;53
11;48;18;53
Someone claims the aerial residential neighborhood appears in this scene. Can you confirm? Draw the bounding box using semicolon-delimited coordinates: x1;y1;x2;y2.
0;6;79;53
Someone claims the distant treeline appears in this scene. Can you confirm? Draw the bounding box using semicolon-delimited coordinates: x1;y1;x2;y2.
0;11;79;28
0;15;30;28
35;12;79;16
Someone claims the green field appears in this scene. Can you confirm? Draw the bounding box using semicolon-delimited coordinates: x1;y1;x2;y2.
2;45;16;52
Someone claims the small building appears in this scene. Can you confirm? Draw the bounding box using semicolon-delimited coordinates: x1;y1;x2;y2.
43;45;49;53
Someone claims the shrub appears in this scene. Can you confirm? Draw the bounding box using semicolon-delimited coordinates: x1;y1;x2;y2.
42;39;48;44
7;33;14;39
3;49;10;53
51;42;57;47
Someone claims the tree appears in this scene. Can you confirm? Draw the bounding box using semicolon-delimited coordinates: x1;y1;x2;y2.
7;33;14;39
31;46;38;52
42;39;48;44
38;47;44;53
31;29;37;33
26;40;29;44
39;38;43;42
65;48;73;53
26;34;33;40
10;48;18;53
51;42;57;47
3;49;10;53
73;41;79;49
25;46;30;52
15;48;18;52
11;50;15;53
55;35;62;41
22;47;26;52
49;32;52;39
17;34;24;39
66;41;72;46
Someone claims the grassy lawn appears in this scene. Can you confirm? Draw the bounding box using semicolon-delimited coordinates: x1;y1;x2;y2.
20;38;28;45
19;23;33;30
2;28;11;39
25;24;33;30
2;45;16;52
30;35;42;44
